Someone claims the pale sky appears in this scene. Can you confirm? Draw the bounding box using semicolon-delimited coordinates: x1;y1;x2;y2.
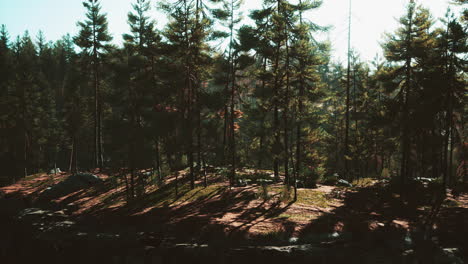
0;0;462;63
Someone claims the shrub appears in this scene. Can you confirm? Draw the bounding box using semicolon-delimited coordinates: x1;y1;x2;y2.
321;173;339;186
239;171;272;184
257;184;270;201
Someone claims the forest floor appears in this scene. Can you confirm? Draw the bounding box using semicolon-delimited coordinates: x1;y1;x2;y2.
1;169;468;261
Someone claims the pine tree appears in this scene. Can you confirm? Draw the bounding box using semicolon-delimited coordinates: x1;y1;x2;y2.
123;0;161;197
436;9;468;187
162;0;220;189
383;2;435;188
74;0;113;170
0;25;16;181
292;0;325;199
14;32;43;177
215;0;244;186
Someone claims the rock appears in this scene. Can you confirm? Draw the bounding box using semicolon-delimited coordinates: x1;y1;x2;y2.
415;177;435;183
53;220;75;229
378;179;390;185
17;208;73;233
18;208;49;220
75;172;102;184
48;168;61;174
289;237;299;243
323;173;339;186
258;179;273;185
18;208;68;220
39;173;102;200
141;171;153;177
336;179;353;187
235;179;247;187
434;248;464;264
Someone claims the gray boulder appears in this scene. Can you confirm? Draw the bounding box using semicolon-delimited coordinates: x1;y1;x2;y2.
40;173;102;200
336;179;353;187
434;248;464;264
75;172;102;184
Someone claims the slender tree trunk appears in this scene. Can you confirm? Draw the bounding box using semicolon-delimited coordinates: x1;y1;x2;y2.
155;137;162;182
400;7;413;191
69;136;78;173
353;68;358;179
344;0;352;180
223;104;228;159
448;125;454;186
183;0;195;190
283;24;290;186
69;136;74;172
197;98;202;176
223;83;230;164
175;171;179;197
295;74;304;200
258;58;267;169
273;0;282;180
230;72;236;186
92;18;100;170
74;138;78;173
445;51;454;188
188;86;194;189
202;153;207;187
98;76;104;170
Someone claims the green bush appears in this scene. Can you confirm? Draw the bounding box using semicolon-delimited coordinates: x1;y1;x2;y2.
239;171;272;184
299;166;321;188
321;173;339;186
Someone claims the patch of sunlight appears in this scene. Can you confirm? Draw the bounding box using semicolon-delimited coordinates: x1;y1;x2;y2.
269;186;333;207
352;178;375;187
276;213;318;221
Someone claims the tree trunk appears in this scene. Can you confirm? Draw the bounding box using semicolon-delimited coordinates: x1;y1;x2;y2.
272;0;281;180
258;58;267;169
156;137;162;183
230;58;236;186
283;24;290;186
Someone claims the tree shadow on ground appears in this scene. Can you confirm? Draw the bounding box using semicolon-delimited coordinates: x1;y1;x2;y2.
294;182;468;262
61;172;301;246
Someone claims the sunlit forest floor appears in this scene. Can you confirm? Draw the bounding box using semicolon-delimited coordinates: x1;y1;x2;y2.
1;170;468;262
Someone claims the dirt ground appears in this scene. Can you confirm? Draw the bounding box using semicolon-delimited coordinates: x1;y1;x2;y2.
1;170;467;251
